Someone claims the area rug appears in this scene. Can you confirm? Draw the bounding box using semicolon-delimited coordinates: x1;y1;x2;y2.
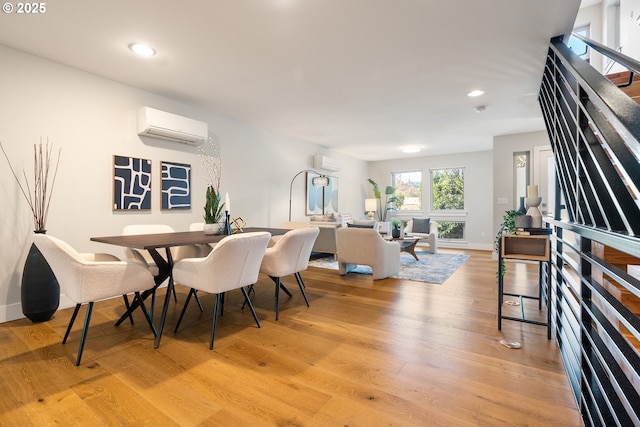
308;251;469;284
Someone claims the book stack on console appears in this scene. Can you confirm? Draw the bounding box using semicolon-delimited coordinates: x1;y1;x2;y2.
515;227;552;236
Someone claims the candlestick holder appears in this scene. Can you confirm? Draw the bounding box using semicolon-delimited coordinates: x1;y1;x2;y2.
223;211;232;235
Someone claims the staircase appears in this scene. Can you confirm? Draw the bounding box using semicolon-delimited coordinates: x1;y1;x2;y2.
538;34;640;426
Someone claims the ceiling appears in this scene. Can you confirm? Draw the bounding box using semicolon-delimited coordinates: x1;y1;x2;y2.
0;0;584;161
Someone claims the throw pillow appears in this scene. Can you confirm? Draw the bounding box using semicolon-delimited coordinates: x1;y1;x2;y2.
347;223;375;229
412;218;431;233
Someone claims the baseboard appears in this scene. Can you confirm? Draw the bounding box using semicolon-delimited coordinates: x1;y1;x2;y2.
0;294;74;323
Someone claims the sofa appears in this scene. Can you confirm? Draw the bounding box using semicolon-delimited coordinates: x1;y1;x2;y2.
405;218;438;253
280;216;343;258
336;227;400;280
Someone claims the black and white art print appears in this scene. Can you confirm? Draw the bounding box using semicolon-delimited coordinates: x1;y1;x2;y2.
161;161;191;210
113;155;152;210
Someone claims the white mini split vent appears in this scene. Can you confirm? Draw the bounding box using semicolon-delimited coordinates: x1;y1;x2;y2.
137;107;208;145
313;154;340;171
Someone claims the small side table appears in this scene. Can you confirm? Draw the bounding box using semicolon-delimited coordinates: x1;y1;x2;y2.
384;236;422;260
498;233;551;339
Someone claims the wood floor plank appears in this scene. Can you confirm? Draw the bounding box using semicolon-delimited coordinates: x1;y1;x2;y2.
0;248;582;426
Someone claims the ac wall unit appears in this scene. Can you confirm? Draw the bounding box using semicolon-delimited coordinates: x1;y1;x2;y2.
137;107;208;145
313;154;340;171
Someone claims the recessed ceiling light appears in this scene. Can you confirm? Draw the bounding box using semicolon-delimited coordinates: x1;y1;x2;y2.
401;145;422;154
467;89;484;97
129;43;156;57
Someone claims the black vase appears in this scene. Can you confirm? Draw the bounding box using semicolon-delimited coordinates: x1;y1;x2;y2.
392;227;401;238
21;238;60;322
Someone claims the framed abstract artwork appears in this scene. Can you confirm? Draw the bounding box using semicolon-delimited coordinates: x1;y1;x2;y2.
113;155;152;210
161;161;191;210
306;172;338;216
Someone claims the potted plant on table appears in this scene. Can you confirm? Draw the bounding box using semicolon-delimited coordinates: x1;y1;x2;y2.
203;185;225;234
200;136;226;234
1;139;62;322
495;209;527;277
390;218;406;238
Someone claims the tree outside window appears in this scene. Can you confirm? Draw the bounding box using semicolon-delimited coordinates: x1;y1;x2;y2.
391;171;422;210
431;168;464;210
431;168;465;240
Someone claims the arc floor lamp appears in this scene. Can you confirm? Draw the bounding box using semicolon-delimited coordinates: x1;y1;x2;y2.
288;170;329;221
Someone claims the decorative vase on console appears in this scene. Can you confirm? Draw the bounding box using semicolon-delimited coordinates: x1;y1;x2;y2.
525;185;543;228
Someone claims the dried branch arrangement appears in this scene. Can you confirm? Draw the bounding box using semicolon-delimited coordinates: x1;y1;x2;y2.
0;139;61;231
198;135;222;190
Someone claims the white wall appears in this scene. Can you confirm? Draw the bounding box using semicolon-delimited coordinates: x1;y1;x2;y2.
368;150;494;251
0;45;367;322
575;0;640;74
493;130;551;255
619;0;640;61
575;2;605;72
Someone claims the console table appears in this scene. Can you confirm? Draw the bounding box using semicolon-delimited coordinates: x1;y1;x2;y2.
497;233;551;339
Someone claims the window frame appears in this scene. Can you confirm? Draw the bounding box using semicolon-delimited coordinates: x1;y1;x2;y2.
390;170;423;212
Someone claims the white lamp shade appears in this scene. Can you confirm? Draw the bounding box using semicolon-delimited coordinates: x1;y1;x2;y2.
365;198;377;211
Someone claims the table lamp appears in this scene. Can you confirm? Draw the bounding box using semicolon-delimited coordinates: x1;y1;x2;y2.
365;198;377;220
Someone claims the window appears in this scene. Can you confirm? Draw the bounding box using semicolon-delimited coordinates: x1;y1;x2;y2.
391;170;422;210
514;151;529;211
568;25;590;61
431;167;465;241
431;168;464;211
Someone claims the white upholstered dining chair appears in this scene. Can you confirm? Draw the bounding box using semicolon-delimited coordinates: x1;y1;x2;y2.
172;231;271;349
257;226;319;320
33;234;156;366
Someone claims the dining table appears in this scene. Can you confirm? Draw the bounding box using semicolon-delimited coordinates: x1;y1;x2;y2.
90;227;289;348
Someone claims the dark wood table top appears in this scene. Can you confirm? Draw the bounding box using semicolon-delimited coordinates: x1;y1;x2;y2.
384;235;421;242
91;227;289;249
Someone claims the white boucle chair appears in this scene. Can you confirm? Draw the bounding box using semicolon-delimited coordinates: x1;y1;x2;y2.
404;219;439;254
122;224;176;276
33;234;156;366
336;227;401;280
257;227;320;320
172;232;271;349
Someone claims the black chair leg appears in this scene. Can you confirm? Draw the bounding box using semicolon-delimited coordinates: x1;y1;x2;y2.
173;288;196;333
63;304;82;344
241;286;261;328
269;276;291;297
294;272;310;307
195;290;204;312
75;302;94;366
241;285;254;310
275;277;282;320
210;293;221;350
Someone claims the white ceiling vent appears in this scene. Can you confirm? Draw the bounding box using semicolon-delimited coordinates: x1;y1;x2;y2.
313;154;340;171
137;107;208;145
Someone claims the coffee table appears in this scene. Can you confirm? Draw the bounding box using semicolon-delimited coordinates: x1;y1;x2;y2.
384;235;422;260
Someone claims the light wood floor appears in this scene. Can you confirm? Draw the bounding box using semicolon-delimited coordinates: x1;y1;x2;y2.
0;249;582;426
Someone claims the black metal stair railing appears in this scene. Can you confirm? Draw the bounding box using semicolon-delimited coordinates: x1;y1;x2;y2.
540;35;640;235
538;34;640;427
